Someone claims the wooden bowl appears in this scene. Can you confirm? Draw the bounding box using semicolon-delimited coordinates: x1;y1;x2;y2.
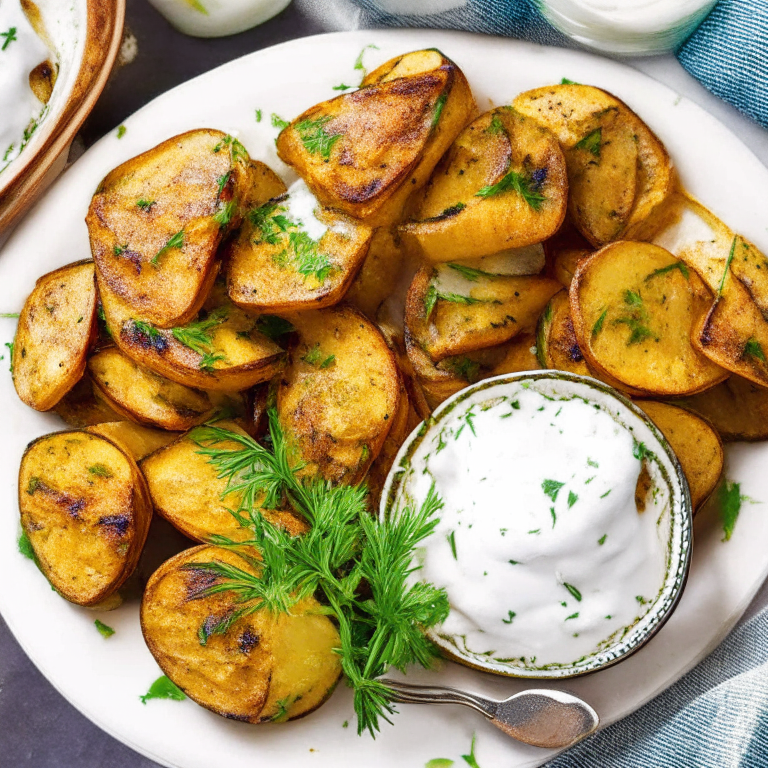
0;0;125;236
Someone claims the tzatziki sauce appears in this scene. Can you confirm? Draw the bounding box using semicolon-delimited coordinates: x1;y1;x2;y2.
386;375;687;674
0;0;51;174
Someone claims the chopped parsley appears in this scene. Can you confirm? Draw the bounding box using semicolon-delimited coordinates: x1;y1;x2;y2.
116;125;126;139
542;479;565;502
296;116;341;160
274;230;333;282
152;229;185;266
18;531;35;561
425;760;454;768
719;480;749;542
475;169;546;210
353;43;379;80
94;619;115;638
486;114;505;135
598;534;607;545
255;109;262;122
140;676;186;704
568;490;578;508
432;93;447;128
136;198;155;211
333;83;353;91
574;128;602;159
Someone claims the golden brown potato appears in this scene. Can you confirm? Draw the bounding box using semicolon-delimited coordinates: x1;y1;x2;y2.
277;49;475;226
537;289;590;376
677;375;768;441
570;241;727;396
141;545;341;723
53;375;125;427
13;261;97;411
88;347;216;431
141;421;307;543
488;332;541;375
88;130;253;328
241;159;288;211
635;400;723;511
405;264;560;361
86;421;179;461
513;85;672;246
544;218;592;287
99;279;287;392
227;187;373;313
278;306;400;484
19;430;152;605
345;227;405;318
399;107;567;262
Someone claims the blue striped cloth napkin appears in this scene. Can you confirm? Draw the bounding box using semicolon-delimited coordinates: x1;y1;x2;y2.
343;0;768;128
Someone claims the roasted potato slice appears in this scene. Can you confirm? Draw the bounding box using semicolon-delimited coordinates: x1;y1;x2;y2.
537;289;590;376
53;375;125;427
13;261;97;411
544;218;592;287
277;49;475;226
277;306;400;484
345;227;405;318
88;130;253;328
513;84;672;245
405;264;560;361
400;107;567;262
86;421;179;461
88;347;216;431
635;400;723;510
141;421;307;543
570;241;727;396
677;375;768;441
99;280;287;392
488;333;541;375
227;182;373;313
19;430;152;605
141;545;341;723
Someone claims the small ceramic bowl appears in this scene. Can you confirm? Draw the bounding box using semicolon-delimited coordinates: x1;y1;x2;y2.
381;371;693;680
0;0;125;235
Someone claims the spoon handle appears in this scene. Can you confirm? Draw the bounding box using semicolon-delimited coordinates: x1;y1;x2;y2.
381;678;497;718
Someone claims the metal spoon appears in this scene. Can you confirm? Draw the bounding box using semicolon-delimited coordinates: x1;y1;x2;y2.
381;679;599;749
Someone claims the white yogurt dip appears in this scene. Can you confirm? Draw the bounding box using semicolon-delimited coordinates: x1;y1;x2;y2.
384;374;691;676
284;178;328;242
0;0;52;174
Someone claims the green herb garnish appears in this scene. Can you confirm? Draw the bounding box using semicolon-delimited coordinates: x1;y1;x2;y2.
561;77;579;85
5;341;13;372
0;312;19;318
475;170;546;210
301;343;335;369
574;128;602;159
136;198;154;211
183;0;208;13
645;261;689;281
88;463;113;479
568;490;578;508
719;480;748;542
116;125;126;139
271;113;290;130
442;356;481;383
423;286;489;319
563;583;582;602
565;612;579;621
591;308;608;338
461;735;481;768
254;315;295;341
171;308;228;370
447;530;458;560
18;531;35;561
1;26;18;50
94;619;115;638
295;116;342;160
743;337;766;363
447;263;496;282
152;229;185;266
542;479;565;502
598;534;607;545
188;412;449;737
212;134;248;164
426;760;454;768
501;610;516;624
140;676;186;704
718;237;738;296
132;319;161;342
612;289;657;346
432;93;447;128
333;83;353;91
213;199;236;229
486;114;505;135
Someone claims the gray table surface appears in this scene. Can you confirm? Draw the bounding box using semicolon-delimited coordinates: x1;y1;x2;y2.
2;2;768;766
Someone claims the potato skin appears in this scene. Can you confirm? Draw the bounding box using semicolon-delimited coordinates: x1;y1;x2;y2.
278;306;401;484
400;108;568;262
19;430;152;606
635;400;723;511
141;545;341;723
14;260;97;411
88;129;251;328
536;289;590;376
277;49;476;226
570;241;728;396
140;421;307;543
53;375;125;428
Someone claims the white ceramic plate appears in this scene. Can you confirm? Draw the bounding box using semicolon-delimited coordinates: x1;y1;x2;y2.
1;29;768;768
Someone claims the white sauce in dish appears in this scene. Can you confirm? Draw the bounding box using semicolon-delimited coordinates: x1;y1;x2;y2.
389;376;680;672
284;178;328;242
0;0;51;174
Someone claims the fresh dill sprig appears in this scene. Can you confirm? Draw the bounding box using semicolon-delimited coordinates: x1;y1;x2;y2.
171;308;229;370
274;231;333;282
213;199;236;229
475;169;546;210
212;134;248;164
424;285;495;319
645;261;689;281
187;412;449;737
136;198;155;212
486;114;505;135
612;289;658;346
295;116;342;161
249;201;293;245
271;113;290;131
152;229;185;266
574;128;602;159
447;263;497;282
718;237;738;296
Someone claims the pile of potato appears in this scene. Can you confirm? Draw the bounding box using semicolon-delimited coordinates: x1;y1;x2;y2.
12;48;768;724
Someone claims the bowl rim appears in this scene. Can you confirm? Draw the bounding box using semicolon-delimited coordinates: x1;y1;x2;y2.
380;369;694;680
0;0;126;235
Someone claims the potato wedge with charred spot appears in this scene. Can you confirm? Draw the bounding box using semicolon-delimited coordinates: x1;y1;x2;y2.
537;290;590;376
19;430;152;606
13;261;97;411
86;421;179;461
88;130;252;328
400;108;567;262
277;306;400;484
88;347;216;431
677;375;768;441
141;545;342;723
544;219;592;288
100;280;287;392
635;400;723;511
570;241;727;396
277;49;475;226
227;184;373;313
406;265;560;361
345;227;405;319
54;375;125;427
513;85;673;246
141;421;307;543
